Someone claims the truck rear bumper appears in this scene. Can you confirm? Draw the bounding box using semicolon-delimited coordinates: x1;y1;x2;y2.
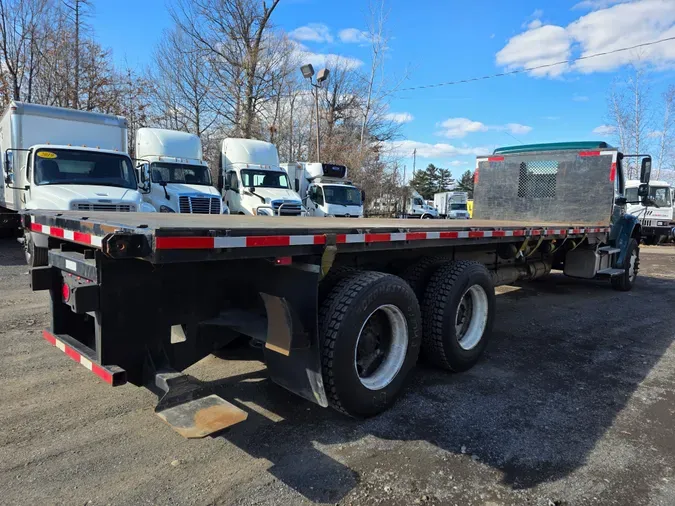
42;330;126;386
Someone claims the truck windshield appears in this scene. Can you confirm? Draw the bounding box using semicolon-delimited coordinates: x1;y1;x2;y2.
34;149;137;189
450;203;467;210
323;185;362;206
626;186;672;206
151;162;211;185
241;169;289;189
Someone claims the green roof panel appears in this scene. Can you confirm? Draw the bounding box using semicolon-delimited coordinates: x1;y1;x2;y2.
493;141;615;155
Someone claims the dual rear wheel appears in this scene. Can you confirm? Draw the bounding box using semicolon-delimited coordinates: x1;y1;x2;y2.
318;261;495;417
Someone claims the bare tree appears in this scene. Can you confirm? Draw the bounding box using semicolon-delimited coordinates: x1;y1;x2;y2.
655;85;674;180
62;0;91;108
171;0;281;138
0;0;48;102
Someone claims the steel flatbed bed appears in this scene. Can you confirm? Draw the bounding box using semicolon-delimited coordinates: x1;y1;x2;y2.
25;211;610;263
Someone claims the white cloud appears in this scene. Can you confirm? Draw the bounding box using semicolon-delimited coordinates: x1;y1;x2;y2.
448;160;468;167
438;118;488;138
573;94;590;101
572;0;631;10
542;115;560;120
504;123;533;135
436;117;532;138
289;23;333;43
647;130;663;138
528;19;543;29
495;25;572;77
383;140;490;159
290;41;363;70
592;124;617;135
497;0;675;77
338;28;369;44
385;112;414;124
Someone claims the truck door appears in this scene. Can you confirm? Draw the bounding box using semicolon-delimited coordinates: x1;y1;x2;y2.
225;171;242;214
307;184;323;216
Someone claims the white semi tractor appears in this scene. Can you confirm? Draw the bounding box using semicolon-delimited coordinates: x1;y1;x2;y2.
281;162;364;218
434;191;470;219
135;128;225;214
219;138;303;216
625;179;674;244
0;101;154;266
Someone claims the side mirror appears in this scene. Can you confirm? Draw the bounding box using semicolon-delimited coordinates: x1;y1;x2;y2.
640;157;652;184
294;180;299;192
637;183;649;198
361;190;366;203
4;150;13;175
614;196;627;206
217;172;224;191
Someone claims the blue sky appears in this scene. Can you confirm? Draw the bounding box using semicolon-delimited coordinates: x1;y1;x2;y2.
91;0;675;179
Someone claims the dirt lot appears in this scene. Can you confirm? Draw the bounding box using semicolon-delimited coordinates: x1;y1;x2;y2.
1;239;675;506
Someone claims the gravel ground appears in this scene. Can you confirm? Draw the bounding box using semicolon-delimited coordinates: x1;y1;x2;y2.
1;239;675;506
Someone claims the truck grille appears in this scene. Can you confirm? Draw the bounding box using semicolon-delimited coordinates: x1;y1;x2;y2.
75;203;134;212
178;195;221;214
271;200;302;216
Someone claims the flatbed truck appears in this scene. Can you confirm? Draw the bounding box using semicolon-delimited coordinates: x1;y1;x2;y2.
25;142;650;438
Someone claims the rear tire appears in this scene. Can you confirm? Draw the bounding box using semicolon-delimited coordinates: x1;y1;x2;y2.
319;271;422;417
422;261;495;372
611;238;639;292
24;233;48;267
400;256;451;300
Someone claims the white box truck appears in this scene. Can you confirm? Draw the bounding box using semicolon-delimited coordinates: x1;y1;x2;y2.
0;101;154;266
434;191;470;219
218;138;303;216
135;128;225;214
625;179;674;244
401;188;438;219
281;162;364;218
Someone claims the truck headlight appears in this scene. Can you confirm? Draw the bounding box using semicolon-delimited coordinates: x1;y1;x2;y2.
159;205;175;213
657;221;666;226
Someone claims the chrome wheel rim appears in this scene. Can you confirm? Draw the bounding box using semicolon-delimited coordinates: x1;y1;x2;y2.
455;285;489;351
354;304;409;391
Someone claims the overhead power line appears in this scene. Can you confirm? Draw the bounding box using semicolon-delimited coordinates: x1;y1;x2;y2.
398;36;675;92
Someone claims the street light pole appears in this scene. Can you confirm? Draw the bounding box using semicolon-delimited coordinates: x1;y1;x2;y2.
313;83;321;162
300;64;329;163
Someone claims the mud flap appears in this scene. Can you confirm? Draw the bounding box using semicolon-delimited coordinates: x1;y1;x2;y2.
259;263;328;408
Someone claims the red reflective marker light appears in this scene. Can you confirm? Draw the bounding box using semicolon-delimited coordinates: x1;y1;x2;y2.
62;282;70;302
275;256;292;266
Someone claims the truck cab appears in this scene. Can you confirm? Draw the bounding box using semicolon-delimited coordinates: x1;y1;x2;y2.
434;191;470;219
219;138;303;216
135;128;224;214
281;162;364;218
625;179;674;244
0;102;155;266
405;190;438;219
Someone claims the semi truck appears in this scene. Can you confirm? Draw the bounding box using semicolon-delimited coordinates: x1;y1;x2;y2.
281;162;364;218
0;102;154;266
25;141;650;438
625;179;674;244
135;128;225;214
219;138;303;216
434;191;470;219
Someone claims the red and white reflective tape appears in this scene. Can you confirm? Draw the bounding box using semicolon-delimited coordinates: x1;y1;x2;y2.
153;227;610;250
43;330;116;384
30;223;103;247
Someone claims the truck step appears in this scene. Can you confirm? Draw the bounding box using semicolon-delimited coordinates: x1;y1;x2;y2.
597;246;621;255
156;394;248;438
597;268;625;276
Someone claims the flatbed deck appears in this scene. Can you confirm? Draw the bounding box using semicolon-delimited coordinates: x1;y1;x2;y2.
25;211;610;263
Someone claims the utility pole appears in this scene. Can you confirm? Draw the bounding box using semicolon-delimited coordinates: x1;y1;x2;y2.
412;149;416;176
313;85;321;162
